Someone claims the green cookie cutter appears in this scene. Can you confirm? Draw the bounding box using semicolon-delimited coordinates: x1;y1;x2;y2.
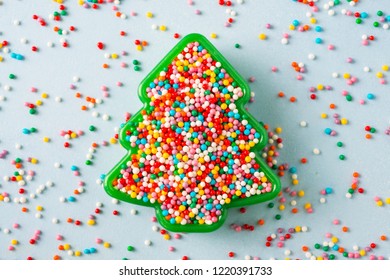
104;33;281;233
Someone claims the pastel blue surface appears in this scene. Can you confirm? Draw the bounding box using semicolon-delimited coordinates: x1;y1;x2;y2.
0;0;389;260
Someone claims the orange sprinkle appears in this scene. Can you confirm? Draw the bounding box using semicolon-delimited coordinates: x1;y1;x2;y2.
380;235;387;241
67;218;73;223
278;91;285;98
338;247;345;253
75;92;82;98
291;208;298;214
53;26;59;32
289;96;297;102
329;103;336;109
115;11;121;17
142;41;148;46
74;190;80;195
257;219;265;226
21;207;28;212
58;245;64;250
302;246;309;252
365;134;372;139
102;63;109;68
342;226;349;232
53;255;61;260
352;172;360;178
81;105;87;111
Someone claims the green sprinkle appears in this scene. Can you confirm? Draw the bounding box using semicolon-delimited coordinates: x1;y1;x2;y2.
329;254;335;260
132;60;139;65
373;21;379;27
377;11;383;16
268;202;274;208
346;94;353;101
127;246;134;251
234;43;240;48
30;127;37;133
29;108;37;115
85;160;92;165
89;125;96;132
134;65;141;71
356;18;362;24
9;74;16;79
314;243;321;249
339;154;346;160
337;141;343;147
370;127;376;133
275;214;281;220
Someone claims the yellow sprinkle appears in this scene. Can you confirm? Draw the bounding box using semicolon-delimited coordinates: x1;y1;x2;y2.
304;203;311;209
360;249;366;256
163;234;170;240
136;45;143;51
316;256;323;260
36;205;43;211
382;65;389;71
70;132;78;138
385;198;390;204
63;244;71;250
340;118;348;125
31;158;38;164
310;17;317;24
343;73;350;79
11;239;18;245
111;53;118;59
103;242;111;248
36;100;43;106
210;33;217;39
43;137;50;143
75;250;81;257
292;179;299;185
279;204;285;211
295;226;301;232
41;92;48;99
275;127;282;134
331;236;338;243
321;113;328;119
298;190;305;197
0;56;3;62
110;138;117;144
376;71;384;78
159;25;167;31
78;0;84;5
289;25;295;31
376;200;383;207
146;11;153;18
317;84;324;90
87;219;95;226
258;33;267;40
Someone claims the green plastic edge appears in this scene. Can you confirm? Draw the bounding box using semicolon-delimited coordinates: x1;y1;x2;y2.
104;33;281;233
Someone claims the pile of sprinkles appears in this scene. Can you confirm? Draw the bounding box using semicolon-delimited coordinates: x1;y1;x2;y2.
108;39;276;227
0;0;389;260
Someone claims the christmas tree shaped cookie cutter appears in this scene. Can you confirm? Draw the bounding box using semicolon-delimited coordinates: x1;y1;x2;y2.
104;33;281;232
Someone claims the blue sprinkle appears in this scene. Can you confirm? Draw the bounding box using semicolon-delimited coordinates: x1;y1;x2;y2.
71;165;78;171
324;128;332;135
22;128;31;134
367;93;375;100
68;196;76;202
315;38;323;44
325;187;333;194
315;26;322;32
289;167;297;174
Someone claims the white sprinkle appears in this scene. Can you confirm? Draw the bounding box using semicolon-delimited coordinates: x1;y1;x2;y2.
144;240;152;246
313;148;321;155
300;121;307;127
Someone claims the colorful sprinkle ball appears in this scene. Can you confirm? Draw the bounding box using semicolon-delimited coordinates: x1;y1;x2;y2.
0;0;389;262
109;40;275;227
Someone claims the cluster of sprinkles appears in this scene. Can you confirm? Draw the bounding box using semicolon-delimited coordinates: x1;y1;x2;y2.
109;40;275;227
0;0;389;261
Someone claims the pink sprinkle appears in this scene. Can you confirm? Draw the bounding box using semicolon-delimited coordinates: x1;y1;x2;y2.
380;79;386;84
96;238;103;244
312;6;319;12
70;84;76;90
101;85;108;91
130;11;137;16
325;232;332;238
297;75;303;80
374;196;381;202
116;82;123;87
271;66;278;72
195;9;201;15
282;33;289;39
8;246;14;251
265;23;272;29
346;11;353;16
346;57;353;63
174;234;181;239
103;91;109;98
168;246;175;252
342;90;348;96
56;235;63;240
151;216;157;222
330;131;337;136
359;99;365;105
328;44;335;50
362;40;369;46
277;242;284;248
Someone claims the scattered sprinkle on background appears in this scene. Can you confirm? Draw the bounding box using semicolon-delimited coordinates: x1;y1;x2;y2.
0;0;389;260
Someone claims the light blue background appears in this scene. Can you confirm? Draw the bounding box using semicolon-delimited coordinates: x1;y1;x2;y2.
0;0;389;260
